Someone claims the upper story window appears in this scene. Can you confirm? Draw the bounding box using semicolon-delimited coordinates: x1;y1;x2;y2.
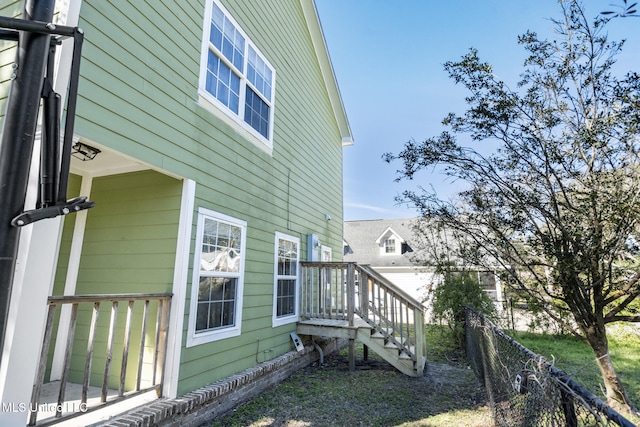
199;0;275;147
384;239;396;254
187;208;246;346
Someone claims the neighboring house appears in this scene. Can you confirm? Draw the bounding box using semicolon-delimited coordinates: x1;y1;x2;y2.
344;218;503;315
0;0;351;425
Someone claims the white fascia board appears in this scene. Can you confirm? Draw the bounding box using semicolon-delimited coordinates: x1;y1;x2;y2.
375;227;405;245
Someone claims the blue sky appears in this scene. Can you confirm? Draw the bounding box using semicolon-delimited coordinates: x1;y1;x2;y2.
315;1;640;220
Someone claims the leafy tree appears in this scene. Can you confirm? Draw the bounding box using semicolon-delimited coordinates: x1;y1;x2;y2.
384;0;640;415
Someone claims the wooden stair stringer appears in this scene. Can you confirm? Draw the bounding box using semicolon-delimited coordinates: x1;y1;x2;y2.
296;318;423;377
356;327;418;377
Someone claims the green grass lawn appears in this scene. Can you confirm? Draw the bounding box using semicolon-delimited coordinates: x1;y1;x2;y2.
507;323;640;425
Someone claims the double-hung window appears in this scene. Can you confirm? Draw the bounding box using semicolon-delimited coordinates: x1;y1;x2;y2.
273;233;300;327
384;238;396;254
187;208;246;346
200;0;275;147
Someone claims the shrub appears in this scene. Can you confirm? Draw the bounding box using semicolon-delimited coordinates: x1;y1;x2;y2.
432;270;496;345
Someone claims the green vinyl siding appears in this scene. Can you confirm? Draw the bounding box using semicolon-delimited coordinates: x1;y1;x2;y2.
177;0;344;394
76;170;181;295
0;1;22;127
68;0;345;395
64;170;181;388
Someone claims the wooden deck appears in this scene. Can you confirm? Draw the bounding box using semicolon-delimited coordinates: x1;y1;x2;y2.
297;317;372;339
299;262;426;376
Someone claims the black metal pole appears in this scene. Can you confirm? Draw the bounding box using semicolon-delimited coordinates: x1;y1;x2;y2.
40;43;60;208
0;0;55;364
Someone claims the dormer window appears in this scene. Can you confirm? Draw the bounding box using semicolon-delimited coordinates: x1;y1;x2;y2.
384;239;396;254
376;227;412;256
377;227;402;256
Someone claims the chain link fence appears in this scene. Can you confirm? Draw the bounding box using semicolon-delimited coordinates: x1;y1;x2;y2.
465;307;635;427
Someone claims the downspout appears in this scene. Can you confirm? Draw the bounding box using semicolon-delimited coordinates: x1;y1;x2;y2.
312;338;324;365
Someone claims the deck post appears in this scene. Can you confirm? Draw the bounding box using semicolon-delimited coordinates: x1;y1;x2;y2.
347;263;356;370
358;267;367;314
346;263;355;326
414;307;425;376
348;339;355;371
28;303;57;426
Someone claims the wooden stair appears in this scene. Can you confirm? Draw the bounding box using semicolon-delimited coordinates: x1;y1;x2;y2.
297;316;426;377
298;262;426;377
356;322;424;377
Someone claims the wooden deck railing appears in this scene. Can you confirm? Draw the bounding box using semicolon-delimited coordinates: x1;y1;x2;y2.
300;262;425;365
29;293;172;426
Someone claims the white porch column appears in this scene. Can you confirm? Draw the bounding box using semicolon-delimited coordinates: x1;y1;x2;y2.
0;218;64;426
163;179;195;398
49;174;92;380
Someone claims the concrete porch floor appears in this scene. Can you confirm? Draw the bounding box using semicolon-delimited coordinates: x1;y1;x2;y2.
34;382;157;426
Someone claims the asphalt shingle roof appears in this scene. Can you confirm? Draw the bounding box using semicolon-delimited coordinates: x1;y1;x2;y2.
343;218;422;267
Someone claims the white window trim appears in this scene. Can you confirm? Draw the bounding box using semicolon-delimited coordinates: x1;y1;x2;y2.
198;0;276;152
376;227;402;256
383;238;397;255
321;245;332;262
272;232;300;327
379;234;401;256
187;208;247;347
